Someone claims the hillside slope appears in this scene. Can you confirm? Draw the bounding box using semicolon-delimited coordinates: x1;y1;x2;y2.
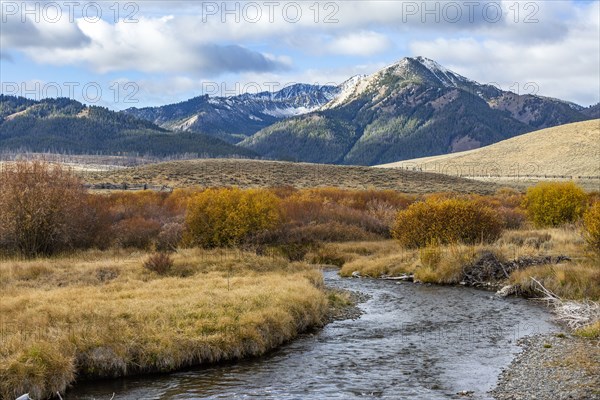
123;84;339;143
377;120;600;178
84;158;499;194
0;95;256;158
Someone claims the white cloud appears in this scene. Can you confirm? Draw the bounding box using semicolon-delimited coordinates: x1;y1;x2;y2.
326;31;392;56
409;2;600;105
1;0;597;106
18;16;289;75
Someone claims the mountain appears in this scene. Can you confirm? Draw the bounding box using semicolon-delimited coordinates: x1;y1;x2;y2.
377;119;600;178
581;103;600;119
0;95;256;158
240;57;592;165
123;84;340;143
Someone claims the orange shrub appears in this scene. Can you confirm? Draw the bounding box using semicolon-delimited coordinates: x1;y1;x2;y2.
280;189;404;237
184;188;281;248
391;197;503;248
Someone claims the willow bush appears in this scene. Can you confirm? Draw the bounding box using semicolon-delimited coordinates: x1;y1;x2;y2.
522;182;587;228
583;201;600;255
391;197;503;248
184;188;282;248
0;161;88;257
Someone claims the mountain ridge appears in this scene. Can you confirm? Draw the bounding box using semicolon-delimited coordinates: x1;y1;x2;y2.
0;95;256;158
123;83;340;143
240;56;593;165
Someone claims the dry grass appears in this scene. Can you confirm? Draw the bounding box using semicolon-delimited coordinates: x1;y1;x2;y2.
378;120;600;190
334;227;599;300
82;159;499;194
496;227;588;259
509;262;600;301
575;321;600;339
0;249;328;399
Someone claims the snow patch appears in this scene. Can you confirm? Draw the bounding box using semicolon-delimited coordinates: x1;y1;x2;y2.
262;106;313;118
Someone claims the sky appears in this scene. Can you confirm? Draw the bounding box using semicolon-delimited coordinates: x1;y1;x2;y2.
1;0;599;109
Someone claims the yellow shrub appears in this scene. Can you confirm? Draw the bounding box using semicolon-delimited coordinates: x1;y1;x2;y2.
391;197;503;248
522;182;587;228
583;201;600;255
184;188;281;248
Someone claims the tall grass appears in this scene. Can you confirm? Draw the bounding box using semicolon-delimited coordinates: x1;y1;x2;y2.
0;249;328;399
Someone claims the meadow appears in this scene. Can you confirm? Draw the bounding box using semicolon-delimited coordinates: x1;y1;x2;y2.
1;161;599;399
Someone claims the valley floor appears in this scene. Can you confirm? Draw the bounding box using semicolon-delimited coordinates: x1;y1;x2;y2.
2;227;598;399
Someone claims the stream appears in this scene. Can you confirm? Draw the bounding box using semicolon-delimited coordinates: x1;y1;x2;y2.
68;270;558;399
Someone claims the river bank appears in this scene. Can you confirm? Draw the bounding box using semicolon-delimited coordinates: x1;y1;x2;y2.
0;249;331;400
491;333;600;400
67;269;559;399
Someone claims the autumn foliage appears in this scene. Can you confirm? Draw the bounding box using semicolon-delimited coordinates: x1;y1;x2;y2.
184;188;282;248
523;182;587;228
391;197;504;248
0;161;89;256
3;161;595;258
583;201;600;255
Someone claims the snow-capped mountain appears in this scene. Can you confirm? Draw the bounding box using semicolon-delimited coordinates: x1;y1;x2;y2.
124;56;593;165
124;84;340;143
240;56;592;165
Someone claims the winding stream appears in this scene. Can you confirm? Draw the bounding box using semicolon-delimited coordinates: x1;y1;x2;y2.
68;270;558;399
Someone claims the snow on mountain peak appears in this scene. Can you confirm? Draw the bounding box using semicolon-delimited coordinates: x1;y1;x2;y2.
410;56;473;87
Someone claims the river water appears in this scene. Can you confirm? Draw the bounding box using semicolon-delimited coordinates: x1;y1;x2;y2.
68;270;558;400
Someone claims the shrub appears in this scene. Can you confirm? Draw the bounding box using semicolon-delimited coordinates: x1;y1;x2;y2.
143;252;173;275
288;222;379;242
523;182;587;228
184;188;281;248
0;161;88;257
309;246;347;267
583;201;600;255
391;197;503;248
156;222;184;252
112;217;162;249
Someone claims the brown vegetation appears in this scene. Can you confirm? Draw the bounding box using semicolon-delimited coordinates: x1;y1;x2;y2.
0;161;89;257
2;161;599;399
83;158;500;194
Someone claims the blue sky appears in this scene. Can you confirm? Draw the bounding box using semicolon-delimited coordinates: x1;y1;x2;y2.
1;0;599;109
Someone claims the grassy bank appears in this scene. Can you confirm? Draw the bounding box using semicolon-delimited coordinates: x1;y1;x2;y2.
335;227;600;301
0;249;328;399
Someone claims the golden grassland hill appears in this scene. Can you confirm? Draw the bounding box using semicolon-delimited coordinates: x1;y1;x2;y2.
82;158;500;194
377;119;600;181
0;249;330;399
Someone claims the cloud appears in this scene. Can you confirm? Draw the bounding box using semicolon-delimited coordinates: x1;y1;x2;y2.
1;0;597;106
0;52;13;62
18;17;290;75
408;2;600;105
326;31;392;56
0;15;90;49
196;45;290;74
